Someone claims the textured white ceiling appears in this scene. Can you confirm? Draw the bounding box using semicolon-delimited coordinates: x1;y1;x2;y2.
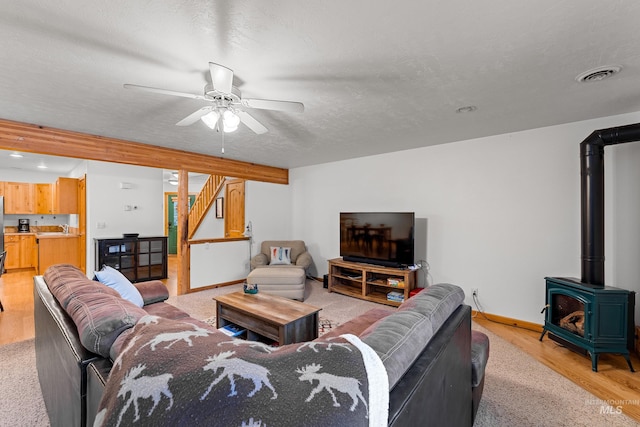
1;0;640;172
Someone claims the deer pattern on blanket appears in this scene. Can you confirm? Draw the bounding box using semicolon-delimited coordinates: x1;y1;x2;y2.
296;363;368;416
116;364;173;425
200;350;278;400
95;316;373;427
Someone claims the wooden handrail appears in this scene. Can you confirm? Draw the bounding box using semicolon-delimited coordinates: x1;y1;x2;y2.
188;174;225;238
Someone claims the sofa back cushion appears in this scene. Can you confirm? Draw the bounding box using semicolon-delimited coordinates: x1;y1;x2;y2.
66;292;146;357
260;240;306;264
44;264;120;310
361;283;465;389
44;264;146;357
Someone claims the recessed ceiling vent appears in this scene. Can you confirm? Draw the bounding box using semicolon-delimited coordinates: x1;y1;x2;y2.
575;65;622;83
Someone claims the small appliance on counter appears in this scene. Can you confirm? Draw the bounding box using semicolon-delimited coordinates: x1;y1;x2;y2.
18;218;30;232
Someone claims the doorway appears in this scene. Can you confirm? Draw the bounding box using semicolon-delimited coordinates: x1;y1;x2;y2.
165;193;195;254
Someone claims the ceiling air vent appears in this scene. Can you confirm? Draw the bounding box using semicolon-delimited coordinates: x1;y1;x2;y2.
575;65;622;83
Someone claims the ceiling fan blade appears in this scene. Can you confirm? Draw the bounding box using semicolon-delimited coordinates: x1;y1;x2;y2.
209;62;234;94
240;98;304;113
123;84;206;100
237;111;268;134
176;106;214;126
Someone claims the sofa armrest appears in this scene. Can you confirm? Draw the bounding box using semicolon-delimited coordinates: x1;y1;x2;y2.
134;280;169;305
250;253;269;269
295;251;312;270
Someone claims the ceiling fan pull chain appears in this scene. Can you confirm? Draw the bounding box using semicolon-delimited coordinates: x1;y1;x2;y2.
221;124;225;154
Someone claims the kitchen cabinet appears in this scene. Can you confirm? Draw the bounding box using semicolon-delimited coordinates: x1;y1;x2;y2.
37;234;80;274
4;182;35;214
4;236;20;269
4;234;37;269
54;177;78;213
1;178;78;214
35;183;54;214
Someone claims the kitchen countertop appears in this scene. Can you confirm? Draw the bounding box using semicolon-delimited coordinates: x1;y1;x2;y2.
5;232;78;238
36;233;79;238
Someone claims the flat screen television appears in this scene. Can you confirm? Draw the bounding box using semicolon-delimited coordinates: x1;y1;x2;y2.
340;212;415;268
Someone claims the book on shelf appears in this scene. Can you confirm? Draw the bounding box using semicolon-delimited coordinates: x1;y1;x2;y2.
387;291;405;302
219;323;246;337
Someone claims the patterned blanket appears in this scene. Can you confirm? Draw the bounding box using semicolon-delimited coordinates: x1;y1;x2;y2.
94;315;388;427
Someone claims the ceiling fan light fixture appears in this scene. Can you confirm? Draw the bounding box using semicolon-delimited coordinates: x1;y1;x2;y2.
222;110;240;132
125;61;304;134
168;178;178;185
201;110;220;129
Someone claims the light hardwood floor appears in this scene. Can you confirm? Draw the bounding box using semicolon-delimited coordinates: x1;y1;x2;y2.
1;263;638;422
474;315;640;423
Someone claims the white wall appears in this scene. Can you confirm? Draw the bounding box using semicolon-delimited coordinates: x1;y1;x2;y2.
290;111;640;325
609;140;640;324
86;161;165;272
245;180;292;263
0;169;60;183
190;240;249;289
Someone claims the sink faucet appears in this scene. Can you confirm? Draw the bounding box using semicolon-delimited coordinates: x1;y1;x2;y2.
59;224;69;234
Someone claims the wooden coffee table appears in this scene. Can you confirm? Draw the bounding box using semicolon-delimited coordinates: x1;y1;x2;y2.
214;291;321;345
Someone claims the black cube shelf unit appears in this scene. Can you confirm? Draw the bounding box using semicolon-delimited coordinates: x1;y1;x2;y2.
95;236;168;282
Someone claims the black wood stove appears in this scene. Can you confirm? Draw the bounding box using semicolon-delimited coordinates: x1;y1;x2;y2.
540;123;639;372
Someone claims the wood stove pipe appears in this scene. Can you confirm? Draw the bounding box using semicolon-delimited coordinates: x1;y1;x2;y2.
580;122;640;286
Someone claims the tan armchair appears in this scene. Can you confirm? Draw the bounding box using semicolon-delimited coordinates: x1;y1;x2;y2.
247;240;312;300
250;240;312;271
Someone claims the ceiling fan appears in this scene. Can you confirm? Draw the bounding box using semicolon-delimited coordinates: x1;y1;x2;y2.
124;62;304;135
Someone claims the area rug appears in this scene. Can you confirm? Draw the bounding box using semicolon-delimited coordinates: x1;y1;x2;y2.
0;339;49;426
203;315;339;337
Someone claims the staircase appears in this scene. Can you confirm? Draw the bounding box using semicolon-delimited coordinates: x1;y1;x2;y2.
188;174;225;238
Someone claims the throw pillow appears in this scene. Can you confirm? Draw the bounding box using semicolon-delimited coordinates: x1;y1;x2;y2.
269;246;292;265
94;265;144;307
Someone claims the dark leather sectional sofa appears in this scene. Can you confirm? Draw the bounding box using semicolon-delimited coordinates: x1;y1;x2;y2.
34;264;487;426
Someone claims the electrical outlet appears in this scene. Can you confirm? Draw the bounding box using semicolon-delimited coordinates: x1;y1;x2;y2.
472;288;478;297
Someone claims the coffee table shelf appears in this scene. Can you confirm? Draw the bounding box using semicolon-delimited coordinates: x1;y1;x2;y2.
214;291;321;346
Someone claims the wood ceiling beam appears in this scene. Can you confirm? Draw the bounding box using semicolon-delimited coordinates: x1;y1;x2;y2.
0;118;288;184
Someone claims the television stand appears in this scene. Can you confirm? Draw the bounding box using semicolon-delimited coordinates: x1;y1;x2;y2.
328;258;416;306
